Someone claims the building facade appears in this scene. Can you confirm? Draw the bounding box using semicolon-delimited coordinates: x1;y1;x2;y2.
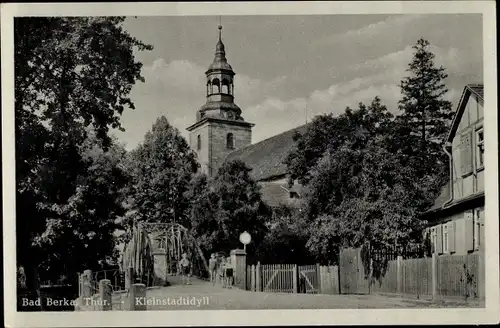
423;84;485;255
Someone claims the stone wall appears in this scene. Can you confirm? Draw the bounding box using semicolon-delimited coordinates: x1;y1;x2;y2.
189;124;211;175
209;122;251;176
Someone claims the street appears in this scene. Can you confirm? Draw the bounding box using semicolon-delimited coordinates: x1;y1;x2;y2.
135;276;482;310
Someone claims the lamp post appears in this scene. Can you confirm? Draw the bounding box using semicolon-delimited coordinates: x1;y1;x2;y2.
239;231;251;252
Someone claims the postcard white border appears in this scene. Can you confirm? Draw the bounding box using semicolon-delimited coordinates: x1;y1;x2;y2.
2;1;498;327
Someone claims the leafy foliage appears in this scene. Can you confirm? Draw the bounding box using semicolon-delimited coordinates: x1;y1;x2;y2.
33;135;129;282
285;97;394;187
283;39;453;266
253;204;312;264
126;116;199;228
15;17;152;287
187;160;270;254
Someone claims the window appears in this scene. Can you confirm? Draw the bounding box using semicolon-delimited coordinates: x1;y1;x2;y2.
226;133;234;149
460;131;473;176
212;79;220;93
476;128;484;169
474;208;483;250
443;225;449;253
197;135;201;150
431;228;437;254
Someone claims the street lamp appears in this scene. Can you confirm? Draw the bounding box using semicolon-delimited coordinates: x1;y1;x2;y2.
239;231;251;252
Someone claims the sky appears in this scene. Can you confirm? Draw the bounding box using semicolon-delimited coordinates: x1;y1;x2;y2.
115;14;483;150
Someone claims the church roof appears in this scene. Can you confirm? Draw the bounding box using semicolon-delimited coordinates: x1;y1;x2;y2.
226;123;311;181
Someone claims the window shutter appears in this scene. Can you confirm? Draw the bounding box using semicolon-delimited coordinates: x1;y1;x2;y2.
460;132;473;176
430;228;436;253
479;208;485;250
448;221;456;253
436;224;443;254
464;210;474;251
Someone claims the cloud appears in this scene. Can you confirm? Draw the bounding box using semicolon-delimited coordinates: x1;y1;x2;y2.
314;15;423;48
244;44;471;143
116;33;480;150
116;58;288;150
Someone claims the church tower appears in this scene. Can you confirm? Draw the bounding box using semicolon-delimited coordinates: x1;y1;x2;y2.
187;25;254;177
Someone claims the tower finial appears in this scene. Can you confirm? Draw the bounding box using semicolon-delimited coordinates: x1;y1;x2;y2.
218;16;222;41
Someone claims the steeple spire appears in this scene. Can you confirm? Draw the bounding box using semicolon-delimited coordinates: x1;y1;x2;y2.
218;16;222;41
196;20;244;123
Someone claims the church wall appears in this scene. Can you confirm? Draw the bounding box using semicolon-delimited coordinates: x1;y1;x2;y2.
188;124;211;175
209;122;251;176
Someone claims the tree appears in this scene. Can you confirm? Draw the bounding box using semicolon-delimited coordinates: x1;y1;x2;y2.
295;98;435;264
254;204;312;264
187;160;270;254
33;134;129;284
396;38;453;182
285;97;393;187
15;17;152;289
127;116;199;227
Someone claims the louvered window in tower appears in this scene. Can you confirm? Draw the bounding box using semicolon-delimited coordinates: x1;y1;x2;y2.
226;133;234;149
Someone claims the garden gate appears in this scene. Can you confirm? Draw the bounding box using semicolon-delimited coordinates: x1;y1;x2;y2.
339;248;369;294
298;264;319;294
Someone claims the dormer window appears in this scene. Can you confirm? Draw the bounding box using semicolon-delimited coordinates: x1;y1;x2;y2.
226;133;234;149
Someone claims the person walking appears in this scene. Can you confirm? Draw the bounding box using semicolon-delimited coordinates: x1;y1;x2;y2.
179;253;191;285
224;257;234;289
218;256;226;287
208;253;218;285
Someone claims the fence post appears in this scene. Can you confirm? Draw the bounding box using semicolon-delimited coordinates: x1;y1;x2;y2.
153;248;167;286
292;264;298;293
78;273;81;298
256;262;261;292
128;283;146;311
431;252;438;301
316;263;321;293
81;270;93;298
477;250;485;299
396;256;403;294
126;268;133;290
230;249;247;290
252;265;256;291
99;279;112;311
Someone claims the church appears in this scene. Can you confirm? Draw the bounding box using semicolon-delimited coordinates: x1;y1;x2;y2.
186;25;306;208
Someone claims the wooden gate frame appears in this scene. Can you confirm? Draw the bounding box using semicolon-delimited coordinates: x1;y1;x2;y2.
298;264;320;294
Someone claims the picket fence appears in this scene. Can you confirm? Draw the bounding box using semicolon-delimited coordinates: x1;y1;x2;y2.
246;263;340;295
370;253;483;299
245;252;483;300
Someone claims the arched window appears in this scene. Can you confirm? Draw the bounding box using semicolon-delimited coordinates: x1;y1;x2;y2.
221;79;229;94
226;133;234;149
212;78;220;93
197;135;201;150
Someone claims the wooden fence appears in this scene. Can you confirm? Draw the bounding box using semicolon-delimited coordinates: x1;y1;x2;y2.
437;253;480;299
370;253;483;300
245;252;483;301
246;263;340;295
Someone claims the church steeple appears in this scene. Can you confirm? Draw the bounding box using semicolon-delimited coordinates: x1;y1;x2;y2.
196;23;243;122
187;22;254;177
